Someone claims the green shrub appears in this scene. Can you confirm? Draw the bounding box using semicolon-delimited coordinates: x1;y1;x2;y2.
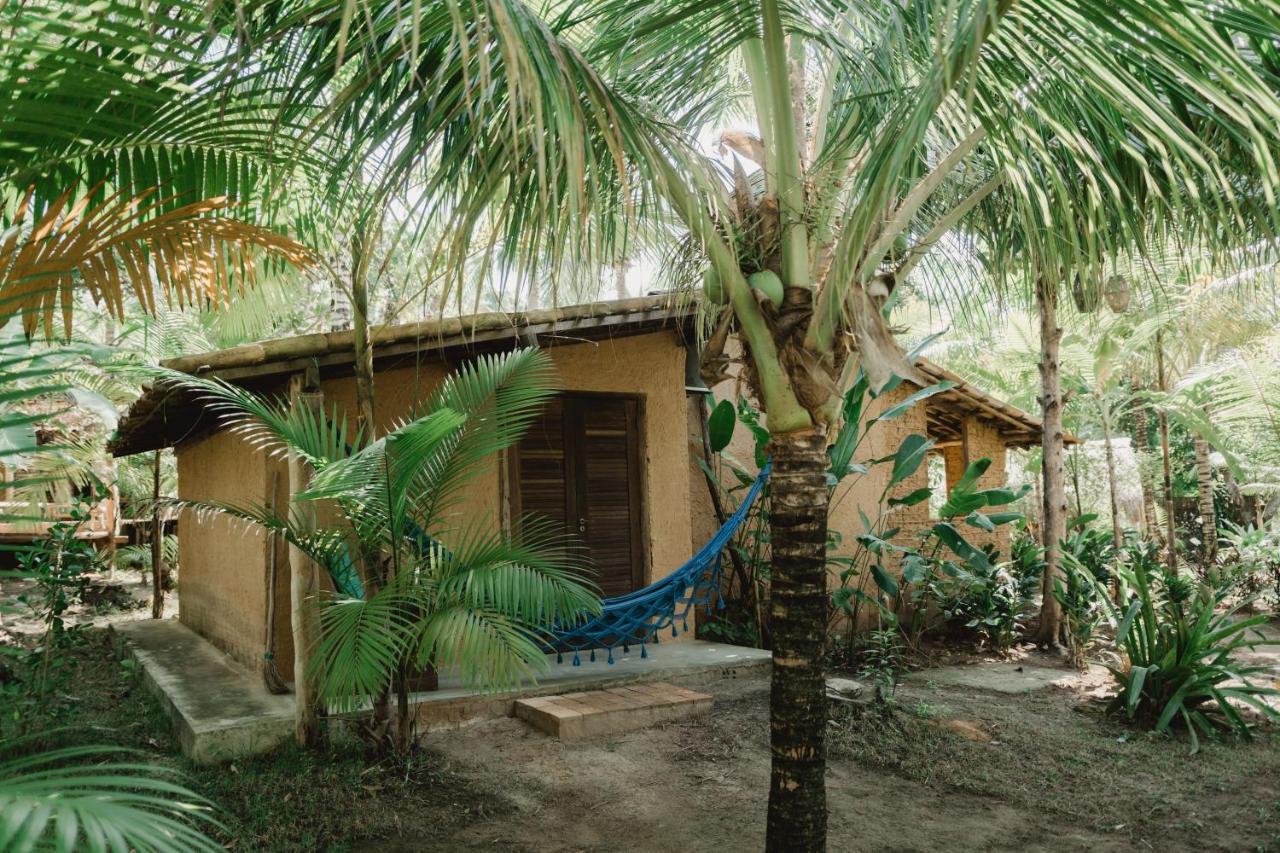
7;489;111;722
1061;513;1117;585
1218;520;1280;604
1009;524;1046;595
1055;550;1109;670
929;556;1028;652
1099;550;1280;752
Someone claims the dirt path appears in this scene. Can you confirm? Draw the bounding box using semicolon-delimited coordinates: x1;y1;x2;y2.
0;570;175;641
362;652;1280;853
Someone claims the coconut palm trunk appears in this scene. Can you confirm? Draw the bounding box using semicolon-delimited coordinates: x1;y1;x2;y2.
765;429;830;851
1156;332;1178;572
1131;400;1161;540
1100;399;1123;550
1194;435;1217;567
1035;278;1067;647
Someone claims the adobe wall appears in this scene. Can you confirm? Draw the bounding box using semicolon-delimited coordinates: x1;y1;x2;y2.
176;428;273;669
176;330;693;676
949;417;1011;557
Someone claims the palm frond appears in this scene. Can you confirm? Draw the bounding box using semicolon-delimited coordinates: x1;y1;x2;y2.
310;584;417;712
0;184;314;340
432;514;601;626
0;742;221;853
407;348;559;524
153;368;362;468
413;604;552;692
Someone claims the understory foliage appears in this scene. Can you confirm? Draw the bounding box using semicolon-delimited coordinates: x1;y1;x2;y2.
704;372;1031;660
0;340;220;851
0;738;222;853
1097;547;1280;752
1217;520;1280;605
1053;515;1123;668
834;374;1031;655
5;492;110;722
167;348;600;751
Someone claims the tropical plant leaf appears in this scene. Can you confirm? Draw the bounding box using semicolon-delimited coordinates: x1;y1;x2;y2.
887;434;933;490
707;399;736;452
0;184;313;339
0;742;222;853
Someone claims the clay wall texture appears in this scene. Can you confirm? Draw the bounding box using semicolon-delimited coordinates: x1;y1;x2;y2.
176;330;693;675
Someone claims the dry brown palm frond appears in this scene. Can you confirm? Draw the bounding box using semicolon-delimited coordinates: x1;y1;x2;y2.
0;183;314;339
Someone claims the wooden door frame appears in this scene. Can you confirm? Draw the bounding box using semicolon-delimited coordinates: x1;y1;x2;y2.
507;391;647;595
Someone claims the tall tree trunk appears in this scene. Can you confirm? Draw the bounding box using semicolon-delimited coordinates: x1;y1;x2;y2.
1100;400;1123;551
1069;445;1084;519
150;449;164;619
350;231;376;439
289;369;324;748
765;429;828;853
613;258;628;301
1194;436;1217;567
1132;400;1161;540
1156;333;1177;572
348;218;396;747
1035;278;1067;648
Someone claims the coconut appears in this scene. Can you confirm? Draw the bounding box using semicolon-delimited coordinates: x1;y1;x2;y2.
702;267;728;305
1104;274;1131;313
748;269;784;308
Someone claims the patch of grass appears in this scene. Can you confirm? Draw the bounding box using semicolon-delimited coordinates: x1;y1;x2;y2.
2;630;504;852
187;742;501;851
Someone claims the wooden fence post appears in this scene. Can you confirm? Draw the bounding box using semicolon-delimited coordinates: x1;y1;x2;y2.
150;449;164;619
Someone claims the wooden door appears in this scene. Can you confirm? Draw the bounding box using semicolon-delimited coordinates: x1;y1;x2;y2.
514;394;644;597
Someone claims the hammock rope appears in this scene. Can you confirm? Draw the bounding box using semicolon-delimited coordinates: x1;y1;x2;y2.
547;464;769;665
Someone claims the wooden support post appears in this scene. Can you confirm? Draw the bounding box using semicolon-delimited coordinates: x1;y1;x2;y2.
289;365;324;748
150;449;164;619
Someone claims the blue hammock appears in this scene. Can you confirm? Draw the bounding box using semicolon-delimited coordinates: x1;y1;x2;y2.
548;464;769;666
320;465;770;666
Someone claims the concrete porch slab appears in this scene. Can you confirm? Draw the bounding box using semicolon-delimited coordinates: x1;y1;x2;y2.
417;640;770;731
113;618;770;760
112;619;294;764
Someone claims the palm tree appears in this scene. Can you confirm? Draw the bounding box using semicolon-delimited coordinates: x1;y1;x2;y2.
16;1;1280;846
1;2;319;339
198;3;1280;844
1108;257;1280;569
164;348;601;754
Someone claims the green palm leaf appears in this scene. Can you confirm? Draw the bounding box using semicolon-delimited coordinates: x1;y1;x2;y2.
0;743;221;853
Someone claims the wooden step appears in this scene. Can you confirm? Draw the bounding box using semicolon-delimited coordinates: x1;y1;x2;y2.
514;682;713;740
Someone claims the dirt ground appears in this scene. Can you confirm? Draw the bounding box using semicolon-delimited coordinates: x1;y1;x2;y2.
364;665;1280;853
0;569;176;641
5;579;1280;852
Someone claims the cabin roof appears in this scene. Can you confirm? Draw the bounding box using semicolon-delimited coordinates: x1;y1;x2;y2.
110;296;1066;456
